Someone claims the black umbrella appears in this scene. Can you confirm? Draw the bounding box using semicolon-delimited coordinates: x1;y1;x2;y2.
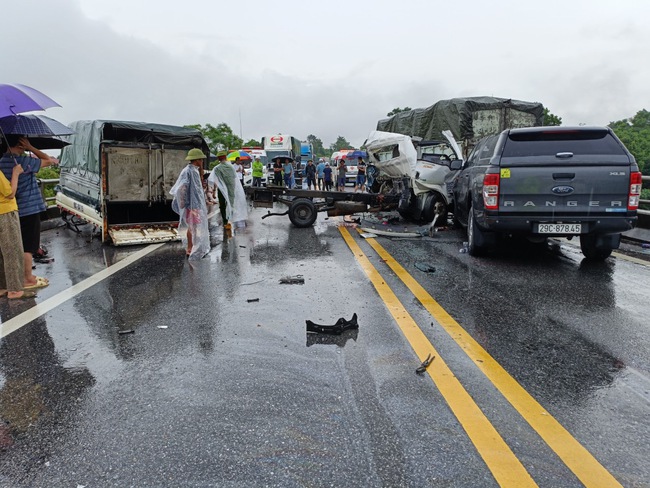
0;114;74;137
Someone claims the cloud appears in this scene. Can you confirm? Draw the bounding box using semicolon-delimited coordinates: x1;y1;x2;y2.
3;0;650;151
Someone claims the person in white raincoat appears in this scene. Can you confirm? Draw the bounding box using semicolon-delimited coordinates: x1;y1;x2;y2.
170;148;210;260
208;153;248;232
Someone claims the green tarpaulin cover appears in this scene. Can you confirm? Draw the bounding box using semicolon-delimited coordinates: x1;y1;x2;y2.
376;97;544;143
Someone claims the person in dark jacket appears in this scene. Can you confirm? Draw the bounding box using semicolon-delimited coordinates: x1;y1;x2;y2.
304;160;317;190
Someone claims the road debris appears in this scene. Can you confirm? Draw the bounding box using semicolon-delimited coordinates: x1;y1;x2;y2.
306;313;359;335
415;353;435;375
279;275;305;284
360;232;378;239
414;262;436;273
157;326;168;329
118;329;135;335
247;298;260;303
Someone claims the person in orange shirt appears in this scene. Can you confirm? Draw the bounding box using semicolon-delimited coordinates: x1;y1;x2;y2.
0;160;36;299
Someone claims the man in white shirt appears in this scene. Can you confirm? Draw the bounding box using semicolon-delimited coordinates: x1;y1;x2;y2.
232;157;244;186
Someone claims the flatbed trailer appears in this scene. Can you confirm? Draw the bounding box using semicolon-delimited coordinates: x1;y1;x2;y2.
247;185;401;227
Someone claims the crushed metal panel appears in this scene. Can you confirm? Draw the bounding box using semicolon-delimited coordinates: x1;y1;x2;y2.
108;226;180;246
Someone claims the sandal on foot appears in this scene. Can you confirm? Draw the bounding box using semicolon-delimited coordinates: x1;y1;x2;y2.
8;290;37;300
24;276;49;290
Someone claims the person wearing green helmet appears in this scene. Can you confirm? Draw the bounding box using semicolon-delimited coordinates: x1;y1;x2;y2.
170;148;210;259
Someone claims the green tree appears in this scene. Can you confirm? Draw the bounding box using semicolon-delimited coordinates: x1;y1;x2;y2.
185;123;243;155
328;136;352;153
543;107;562;126
386;107;412;117
306;134;327;157
243;138;261;147
609;109;650;175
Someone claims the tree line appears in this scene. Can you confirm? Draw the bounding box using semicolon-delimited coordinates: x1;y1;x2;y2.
185;105;649;175
184;123;354;159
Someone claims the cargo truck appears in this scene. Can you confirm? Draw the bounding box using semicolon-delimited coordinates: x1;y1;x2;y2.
55;120;210;245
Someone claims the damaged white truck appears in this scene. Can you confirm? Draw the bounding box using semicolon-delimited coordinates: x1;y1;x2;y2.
370;97;544;224
56;120;210;245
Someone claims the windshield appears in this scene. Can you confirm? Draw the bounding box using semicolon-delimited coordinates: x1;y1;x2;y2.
418;142;456;162
503;130;626;157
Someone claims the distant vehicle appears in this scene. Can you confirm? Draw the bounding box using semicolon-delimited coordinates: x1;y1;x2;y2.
56;120;210;245
331;149;356;185
262;134;302;186
372;96;544;223
301;141;314;164
452;126;642;259
241;148;268;186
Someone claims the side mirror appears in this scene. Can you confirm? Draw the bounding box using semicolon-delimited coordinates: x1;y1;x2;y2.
450;159;463;171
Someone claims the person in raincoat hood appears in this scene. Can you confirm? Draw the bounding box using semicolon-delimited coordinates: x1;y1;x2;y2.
208;151;248;233
170;148;210;260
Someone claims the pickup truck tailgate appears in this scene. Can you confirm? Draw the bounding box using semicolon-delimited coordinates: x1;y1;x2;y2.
498;164;631;216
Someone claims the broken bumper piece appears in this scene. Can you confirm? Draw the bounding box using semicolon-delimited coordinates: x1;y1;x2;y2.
306;313;359;335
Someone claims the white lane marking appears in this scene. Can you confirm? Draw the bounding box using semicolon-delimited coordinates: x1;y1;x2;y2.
0;243;165;339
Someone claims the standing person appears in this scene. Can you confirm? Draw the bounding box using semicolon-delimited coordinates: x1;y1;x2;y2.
316;159;326;190
251;156;264;187
209;152;248;233
282;157;294;189
323;163;333;191
337;158;347;192
272;157;283;186
0;161;34;300
354;156;367;192
0;136;55;290
232;157;244;187
304;159;317;190
170;148;210;260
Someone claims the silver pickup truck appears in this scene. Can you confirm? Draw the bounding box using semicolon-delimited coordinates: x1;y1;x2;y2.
452;126;643;260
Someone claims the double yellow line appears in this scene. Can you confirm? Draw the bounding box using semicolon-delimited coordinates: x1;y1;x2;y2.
339;226;622;488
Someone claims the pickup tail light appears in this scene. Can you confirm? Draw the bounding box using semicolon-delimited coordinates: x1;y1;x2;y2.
628;171;642;210
483;173;500;210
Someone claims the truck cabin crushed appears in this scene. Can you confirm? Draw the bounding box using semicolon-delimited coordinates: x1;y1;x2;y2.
56;120;210;245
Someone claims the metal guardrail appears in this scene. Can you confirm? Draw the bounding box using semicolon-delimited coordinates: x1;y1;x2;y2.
38;177;59;206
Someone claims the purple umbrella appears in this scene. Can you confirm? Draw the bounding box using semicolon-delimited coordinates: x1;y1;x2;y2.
0;83;61;118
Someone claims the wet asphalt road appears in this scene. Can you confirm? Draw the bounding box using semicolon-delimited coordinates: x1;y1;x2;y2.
0;205;648;487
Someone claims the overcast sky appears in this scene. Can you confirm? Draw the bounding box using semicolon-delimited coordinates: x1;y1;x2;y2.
2;0;649;148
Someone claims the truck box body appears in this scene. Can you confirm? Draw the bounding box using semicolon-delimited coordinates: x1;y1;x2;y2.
56;120;209;245
377;97;544;157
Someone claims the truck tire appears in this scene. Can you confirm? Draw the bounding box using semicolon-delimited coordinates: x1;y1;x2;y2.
580;234;614;260
421;193;447;225
288;198;317;228
467;203;490;256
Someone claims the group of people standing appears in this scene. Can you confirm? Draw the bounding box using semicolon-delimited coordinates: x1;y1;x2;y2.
269;156;368;192
171;149;248;260
0;136;55;300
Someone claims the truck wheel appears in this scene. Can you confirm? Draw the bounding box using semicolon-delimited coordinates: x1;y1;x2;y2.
421;193;447;225
467;203;489;256
580;234;614;260
288;198;317;227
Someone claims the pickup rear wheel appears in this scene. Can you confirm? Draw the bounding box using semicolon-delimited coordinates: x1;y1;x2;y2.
580;234;613;260
467;203;488;256
288;198;317;228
